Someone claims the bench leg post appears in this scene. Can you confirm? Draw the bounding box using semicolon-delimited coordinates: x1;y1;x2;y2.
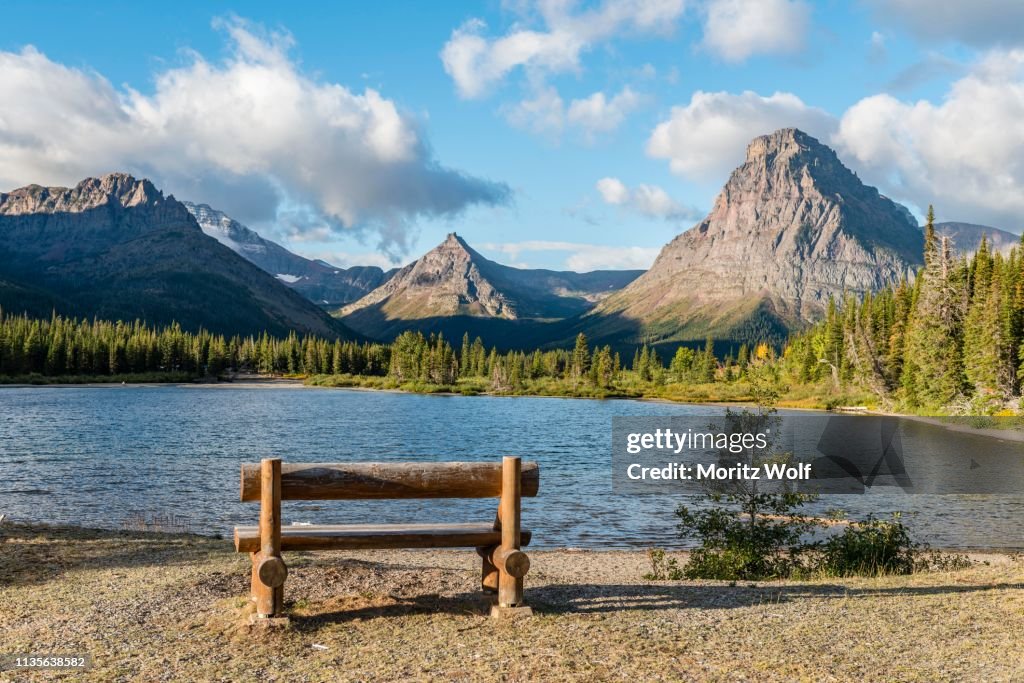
250;551;260;602
478;545;499;593
255;458;287;620
494;456;531;616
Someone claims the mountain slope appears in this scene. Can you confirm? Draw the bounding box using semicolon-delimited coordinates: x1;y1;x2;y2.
0;174;357;338
934;221;1019;256
183;202;395;306
581;128;924;348
337;233;642;341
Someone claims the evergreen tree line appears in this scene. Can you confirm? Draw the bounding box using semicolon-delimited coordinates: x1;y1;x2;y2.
781;206;1024;411
0;309;765;392
0;312;390;378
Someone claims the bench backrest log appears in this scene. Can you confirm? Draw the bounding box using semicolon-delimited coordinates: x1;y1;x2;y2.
240;460;540;501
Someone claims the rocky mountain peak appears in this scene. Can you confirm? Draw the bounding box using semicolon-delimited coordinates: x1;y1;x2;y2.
438;232;473;256
337;233;643;340
182;201;260;246
587;128;924;346
182;201;394;307
338;233;514;322
746;127;820;156
720;128;869;220
0;173;165;216
0;174;354;339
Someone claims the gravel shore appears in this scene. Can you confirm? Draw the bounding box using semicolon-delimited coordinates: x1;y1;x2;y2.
1;523;1022;682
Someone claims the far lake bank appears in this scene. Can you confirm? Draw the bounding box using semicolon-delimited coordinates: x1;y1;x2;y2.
9;376;1024;447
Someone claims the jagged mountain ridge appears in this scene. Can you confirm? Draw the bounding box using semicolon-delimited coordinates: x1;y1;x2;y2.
183;202;395;306
581;128;925;347
933;221;1019;256
337;233;643;341
0;173;357;339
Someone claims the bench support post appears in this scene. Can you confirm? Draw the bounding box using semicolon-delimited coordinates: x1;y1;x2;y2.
494;456;530;614
253;457;286;619
477;545;499;593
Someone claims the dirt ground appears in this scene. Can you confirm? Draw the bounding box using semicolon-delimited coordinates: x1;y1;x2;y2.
1;523;1023;682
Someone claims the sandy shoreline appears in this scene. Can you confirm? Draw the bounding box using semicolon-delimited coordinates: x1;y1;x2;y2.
2;522;1022;681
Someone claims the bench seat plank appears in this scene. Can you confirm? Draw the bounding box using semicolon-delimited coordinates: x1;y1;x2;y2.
234;522;533;553
240;462;540;501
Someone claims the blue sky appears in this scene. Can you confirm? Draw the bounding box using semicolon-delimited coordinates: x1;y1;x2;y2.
2;1;1023;270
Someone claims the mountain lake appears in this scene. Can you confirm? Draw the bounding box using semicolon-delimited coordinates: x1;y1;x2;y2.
1;384;1022;550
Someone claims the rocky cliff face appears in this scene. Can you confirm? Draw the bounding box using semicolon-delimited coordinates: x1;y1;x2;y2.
184;202;394;306
0;173;356;339
0;174;199;261
586;128;924;345
338;233;642;340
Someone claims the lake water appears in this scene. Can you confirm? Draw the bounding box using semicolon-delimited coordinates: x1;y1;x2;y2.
1;385;1022;549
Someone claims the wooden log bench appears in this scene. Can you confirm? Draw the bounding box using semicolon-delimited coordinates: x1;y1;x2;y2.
234;456;540;620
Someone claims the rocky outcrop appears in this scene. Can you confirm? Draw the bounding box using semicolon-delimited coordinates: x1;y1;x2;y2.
0;173;357;339
584;128;924;346
338;233;642;340
184;202;394;306
0;173;164;214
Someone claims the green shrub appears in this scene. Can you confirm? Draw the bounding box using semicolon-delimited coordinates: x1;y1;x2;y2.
813;514;973;577
643;548;684;580
675;494;819;580
814;514;917;576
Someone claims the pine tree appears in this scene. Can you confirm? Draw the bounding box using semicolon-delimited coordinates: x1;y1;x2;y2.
571;333;590;382
902;207;966;407
701;336;716;382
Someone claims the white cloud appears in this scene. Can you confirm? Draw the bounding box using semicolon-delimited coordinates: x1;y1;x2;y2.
505;85;643;139
596;177;700;220
645;90;836;180
479;240;660;270
567;87;642;138
440;0;687;99
440;19;582;100
641;51;1024;228
564;244;661;271
865;0;1024;47
503;85;566;135
701;0;810;63
595;177;629;204
0;17;509;257
306;249;406;270
834;48;1024;227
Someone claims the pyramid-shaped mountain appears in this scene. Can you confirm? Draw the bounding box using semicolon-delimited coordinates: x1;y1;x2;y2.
337;233;642;341
583;128;924;347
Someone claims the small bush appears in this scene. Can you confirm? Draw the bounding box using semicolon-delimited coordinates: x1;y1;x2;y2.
675;494;819;581
667;507;973;581
813;514;974;576
814;514;917;576
644;548;684;580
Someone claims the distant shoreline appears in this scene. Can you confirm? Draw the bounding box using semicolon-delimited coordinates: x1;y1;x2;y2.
6;377;1024;444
